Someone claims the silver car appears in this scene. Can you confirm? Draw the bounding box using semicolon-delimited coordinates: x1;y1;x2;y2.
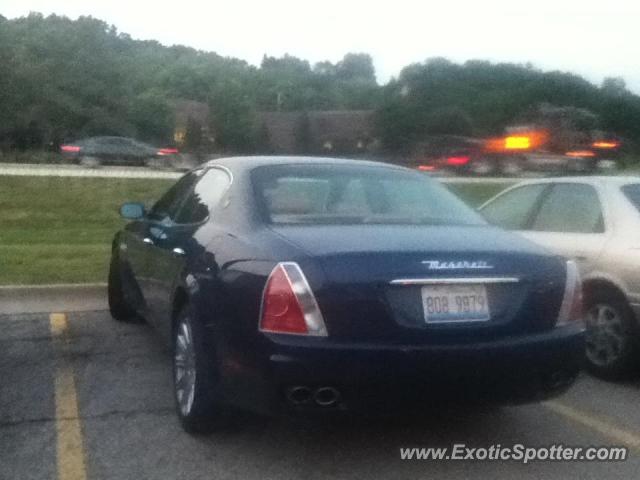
480;176;640;378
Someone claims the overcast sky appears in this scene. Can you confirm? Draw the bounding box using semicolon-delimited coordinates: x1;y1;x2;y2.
4;0;640;91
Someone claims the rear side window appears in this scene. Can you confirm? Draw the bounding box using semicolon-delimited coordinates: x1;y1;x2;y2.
622;184;640;213
175;168;231;224
480;184;547;230
531;183;604;233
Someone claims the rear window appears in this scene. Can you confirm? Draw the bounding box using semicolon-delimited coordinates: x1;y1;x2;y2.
252;164;485;226
622;184;640;212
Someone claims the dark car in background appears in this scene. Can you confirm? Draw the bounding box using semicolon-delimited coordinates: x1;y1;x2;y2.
60;136;178;167
408;135;486;174
108;156;585;433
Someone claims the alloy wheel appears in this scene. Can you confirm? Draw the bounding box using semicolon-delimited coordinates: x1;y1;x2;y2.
585;303;626;367
174;320;197;416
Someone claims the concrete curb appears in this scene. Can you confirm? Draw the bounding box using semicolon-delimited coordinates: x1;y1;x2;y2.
0;283;108;315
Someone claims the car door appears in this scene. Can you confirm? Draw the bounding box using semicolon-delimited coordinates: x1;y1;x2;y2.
519;183;609;274
143;167;232;337
102;138;124;163
132;171;202;315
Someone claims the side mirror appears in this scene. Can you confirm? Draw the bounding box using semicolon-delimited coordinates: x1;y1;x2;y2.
120;202;145;220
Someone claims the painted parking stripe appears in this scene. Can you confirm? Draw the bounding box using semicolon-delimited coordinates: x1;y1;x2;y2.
545;400;640;452
50;313;88;480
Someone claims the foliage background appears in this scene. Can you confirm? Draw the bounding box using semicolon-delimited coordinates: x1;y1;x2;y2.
1;13;639;155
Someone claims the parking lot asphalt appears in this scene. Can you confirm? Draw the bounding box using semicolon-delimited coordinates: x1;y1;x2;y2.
2;310;640;480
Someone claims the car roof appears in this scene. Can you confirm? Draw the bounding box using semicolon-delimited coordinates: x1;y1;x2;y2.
203;155;407;173
509;175;640;188
479;175;640;210
78;136;127;142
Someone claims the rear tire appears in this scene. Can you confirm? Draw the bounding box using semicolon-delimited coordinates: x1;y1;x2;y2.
173;304;231;434
585;288;638;379
500;156;524;176
469;157;496;176
80;156;101;168
108;252;139;322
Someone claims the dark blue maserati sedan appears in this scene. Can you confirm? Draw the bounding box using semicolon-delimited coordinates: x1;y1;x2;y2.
108;156;585;433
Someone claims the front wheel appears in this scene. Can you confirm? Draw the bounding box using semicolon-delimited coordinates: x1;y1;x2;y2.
173;304;231;433
108;252;139;322
585;289;638;379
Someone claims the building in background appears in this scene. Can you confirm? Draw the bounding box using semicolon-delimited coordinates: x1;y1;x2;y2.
256;110;379;156
173;100;214;151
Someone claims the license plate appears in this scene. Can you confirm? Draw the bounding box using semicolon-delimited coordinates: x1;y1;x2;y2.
421;284;490;323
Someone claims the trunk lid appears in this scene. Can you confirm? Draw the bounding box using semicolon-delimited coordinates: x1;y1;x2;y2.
271;225;566;343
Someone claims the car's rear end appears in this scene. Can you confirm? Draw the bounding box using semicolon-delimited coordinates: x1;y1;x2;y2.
250;231;582;415
217;162;585;415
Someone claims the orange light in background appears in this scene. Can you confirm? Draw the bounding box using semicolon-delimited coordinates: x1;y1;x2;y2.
592;141;620;149
504;136;531;150
484;130;548;153
485;138;506;152
565;150;596;157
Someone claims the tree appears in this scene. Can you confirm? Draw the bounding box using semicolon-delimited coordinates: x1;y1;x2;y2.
3;14;640;160
294;112;312;154
336;53;376;84
128;91;174;143
424;107;474;136
601;77;628;97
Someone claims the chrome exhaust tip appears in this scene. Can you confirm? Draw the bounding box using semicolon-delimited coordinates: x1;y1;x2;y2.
286;386;312;405
314;387;340;407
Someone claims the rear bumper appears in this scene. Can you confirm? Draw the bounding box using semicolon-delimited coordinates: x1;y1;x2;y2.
223;325;585;415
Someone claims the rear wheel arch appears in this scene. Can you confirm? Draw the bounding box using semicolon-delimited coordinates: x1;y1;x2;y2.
171;287;190;336
582;276;639;330
583;278;629;307
582;277;640;377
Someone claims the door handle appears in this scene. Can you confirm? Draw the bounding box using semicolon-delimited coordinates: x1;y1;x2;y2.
172;247;186;257
143;237;154;246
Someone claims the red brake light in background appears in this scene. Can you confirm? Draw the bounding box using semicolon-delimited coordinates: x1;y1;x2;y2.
60;145;81;153
446;155;470;166
565;150;595;158
259;262;327;336
157;147;179;156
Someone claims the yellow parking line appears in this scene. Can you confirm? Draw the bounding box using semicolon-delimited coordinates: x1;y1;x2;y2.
50;313;88;480
545;400;640;452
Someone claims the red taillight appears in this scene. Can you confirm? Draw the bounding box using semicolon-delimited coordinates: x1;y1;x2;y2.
259;262;327;336
61;145;81;153
565;150;595;158
158;148;179;156
446;155;470;166
557;260;583;326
